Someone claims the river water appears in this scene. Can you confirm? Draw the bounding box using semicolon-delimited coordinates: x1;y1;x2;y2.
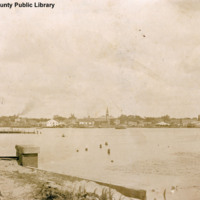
1;128;200;199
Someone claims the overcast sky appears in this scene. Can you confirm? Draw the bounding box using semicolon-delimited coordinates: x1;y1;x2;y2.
0;0;200;118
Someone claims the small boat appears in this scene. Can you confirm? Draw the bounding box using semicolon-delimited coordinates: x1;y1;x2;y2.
115;124;127;129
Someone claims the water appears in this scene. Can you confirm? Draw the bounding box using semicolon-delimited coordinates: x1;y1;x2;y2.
1;128;200;199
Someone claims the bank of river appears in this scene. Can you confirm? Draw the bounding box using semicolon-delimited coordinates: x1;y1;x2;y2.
0;128;200;199
0;160;141;200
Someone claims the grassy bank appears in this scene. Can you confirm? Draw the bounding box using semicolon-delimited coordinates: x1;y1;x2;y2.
0;160;139;200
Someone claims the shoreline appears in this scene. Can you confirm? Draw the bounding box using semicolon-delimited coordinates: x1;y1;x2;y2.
0;159;145;200
1;159;200;200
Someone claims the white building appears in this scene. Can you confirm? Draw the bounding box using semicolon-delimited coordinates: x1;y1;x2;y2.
156;121;170;126
46;119;59;127
78;118;94;127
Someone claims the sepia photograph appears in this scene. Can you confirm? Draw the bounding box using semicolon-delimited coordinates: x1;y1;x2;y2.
0;0;200;199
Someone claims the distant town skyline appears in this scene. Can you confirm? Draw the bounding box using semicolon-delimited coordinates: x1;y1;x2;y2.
1;108;200;120
0;0;200;118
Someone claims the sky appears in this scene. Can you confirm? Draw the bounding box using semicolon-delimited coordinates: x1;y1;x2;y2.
0;0;200;118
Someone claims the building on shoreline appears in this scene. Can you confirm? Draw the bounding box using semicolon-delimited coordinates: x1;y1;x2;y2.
94;108;112;128
77;108;112;128
78;117;95;128
1;112;200;128
46;119;59;127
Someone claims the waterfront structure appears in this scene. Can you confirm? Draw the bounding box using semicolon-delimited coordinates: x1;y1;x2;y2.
78;117;95;128
94;108;111;127
15;145;40;168
68;114;77;127
181;118;197;127
156;121;170;127
112;118;120;126
46;119;59;127
127;121;137;127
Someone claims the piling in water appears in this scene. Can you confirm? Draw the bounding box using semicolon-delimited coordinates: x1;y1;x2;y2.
107;149;110;155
